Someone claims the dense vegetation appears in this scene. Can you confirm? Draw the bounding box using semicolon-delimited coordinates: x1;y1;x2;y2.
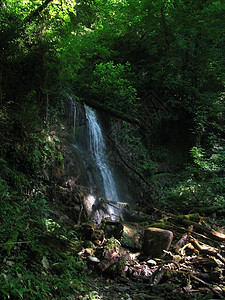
0;0;225;298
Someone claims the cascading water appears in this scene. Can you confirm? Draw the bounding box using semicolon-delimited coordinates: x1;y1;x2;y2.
84;104;120;219
67;97;121;221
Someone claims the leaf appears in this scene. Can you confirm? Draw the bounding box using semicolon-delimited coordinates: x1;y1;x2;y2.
2;231;19;255
41;256;50;270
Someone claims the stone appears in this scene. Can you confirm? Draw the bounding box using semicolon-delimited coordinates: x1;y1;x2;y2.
115;286;130;292
142;227;173;257
146;259;157;266
87;256;100;263
121;224;144;250
102;221;144;250
103;220;123;239
81;223;104;245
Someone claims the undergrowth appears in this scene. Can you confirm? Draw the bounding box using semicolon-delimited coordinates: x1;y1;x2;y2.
0;131;87;299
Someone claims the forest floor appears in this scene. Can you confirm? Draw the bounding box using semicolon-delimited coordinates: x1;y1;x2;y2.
80;272;166;300
77;260;225;300
73;209;225;300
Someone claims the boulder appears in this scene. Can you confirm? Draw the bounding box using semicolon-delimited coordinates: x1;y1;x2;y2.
102;220;143;250
121;224;143;250
103;220;123;239
142;227;173;257
81;223;105;245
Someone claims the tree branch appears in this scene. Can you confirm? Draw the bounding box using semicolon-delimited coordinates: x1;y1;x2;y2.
83;99;140;126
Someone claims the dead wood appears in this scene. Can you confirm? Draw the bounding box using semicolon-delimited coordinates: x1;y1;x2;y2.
191;230;222;245
151;267;167;284
181;219;225;242
175;225;193;252
190;273;224;299
174;270;224;298
175;213;202;222
188;256;220;268
189;237;225;263
78;212;225;299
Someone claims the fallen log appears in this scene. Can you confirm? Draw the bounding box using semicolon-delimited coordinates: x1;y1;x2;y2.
189;237;225;263
181;219;225;243
175;213;201;222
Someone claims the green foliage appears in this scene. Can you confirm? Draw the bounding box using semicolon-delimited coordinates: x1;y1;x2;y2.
164;136;225;209
83;290;101;300
113;120;158;180
89;61;139;113
1;0;225;296
0;148;86;299
0;257;86;299
190;146;224;171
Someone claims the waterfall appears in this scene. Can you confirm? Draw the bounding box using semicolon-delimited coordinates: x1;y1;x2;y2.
67;97;122;221
84;104;120;219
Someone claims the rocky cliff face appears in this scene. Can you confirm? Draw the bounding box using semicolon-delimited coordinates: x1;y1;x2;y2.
48;102;139;225
47;124;90;224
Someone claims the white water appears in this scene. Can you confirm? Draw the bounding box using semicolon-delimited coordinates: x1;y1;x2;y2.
84;104;120;218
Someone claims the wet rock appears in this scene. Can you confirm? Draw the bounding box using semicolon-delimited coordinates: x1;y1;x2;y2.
142;227;173;257
98;238;122;272
91;229;105;246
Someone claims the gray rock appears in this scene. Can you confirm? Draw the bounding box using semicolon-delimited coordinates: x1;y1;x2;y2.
142;227;173;257
115;286;130;293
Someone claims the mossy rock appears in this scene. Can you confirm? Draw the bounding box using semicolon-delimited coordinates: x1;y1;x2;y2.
120;224;144;250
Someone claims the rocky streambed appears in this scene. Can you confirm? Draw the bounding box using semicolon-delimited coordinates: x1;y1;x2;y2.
71;211;225;300
45;182;225;300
